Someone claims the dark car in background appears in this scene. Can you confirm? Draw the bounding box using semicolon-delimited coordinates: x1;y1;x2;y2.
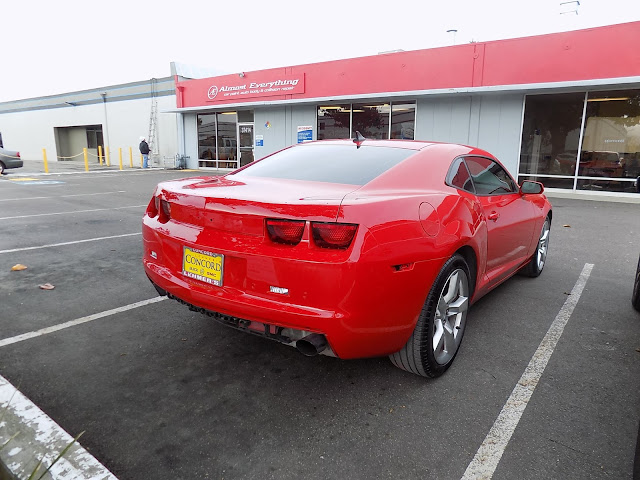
0;146;22;174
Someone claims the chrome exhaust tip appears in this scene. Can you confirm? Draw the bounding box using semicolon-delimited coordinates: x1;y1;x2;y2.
295;333;328;357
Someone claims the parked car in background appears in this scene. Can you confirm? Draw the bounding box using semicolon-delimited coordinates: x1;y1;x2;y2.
142;138;552;378
0;146;23;174
633;254;640;312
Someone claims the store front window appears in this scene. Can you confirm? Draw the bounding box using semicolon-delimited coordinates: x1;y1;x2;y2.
197;111;254;169
317;105;351;140
352;103;390;139
578;90;640;193
197;114;217;168
518;90;640;194
318;101;415;141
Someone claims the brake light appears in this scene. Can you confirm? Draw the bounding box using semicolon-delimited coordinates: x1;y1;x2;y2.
146;196;158;217
266;219;305;245
160;199;171;219
16;152;20;158
311;222;358;249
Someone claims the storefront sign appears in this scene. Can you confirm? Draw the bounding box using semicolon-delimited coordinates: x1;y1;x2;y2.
297;126;313;143
206;75;305;103
255;135;264;147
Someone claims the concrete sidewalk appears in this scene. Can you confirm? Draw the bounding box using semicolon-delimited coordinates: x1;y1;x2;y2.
11;159;152;176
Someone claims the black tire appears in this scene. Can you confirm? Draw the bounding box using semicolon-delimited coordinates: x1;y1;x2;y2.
389;253;471;378
520;215;551;278
0;162;5;175
632;255;640;312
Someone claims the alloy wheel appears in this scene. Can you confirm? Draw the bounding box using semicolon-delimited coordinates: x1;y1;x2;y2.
433;268;469;365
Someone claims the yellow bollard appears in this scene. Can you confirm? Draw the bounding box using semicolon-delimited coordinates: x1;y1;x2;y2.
129;147;133;168
42;148;49;174
118;148;123;171
98;145;104;166
83;148;89;172
106;147;111;167
140;153;144;168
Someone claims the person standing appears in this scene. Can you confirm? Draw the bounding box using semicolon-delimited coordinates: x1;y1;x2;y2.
139;137;151;168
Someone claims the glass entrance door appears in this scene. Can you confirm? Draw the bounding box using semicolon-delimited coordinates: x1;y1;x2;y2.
238;123;254;167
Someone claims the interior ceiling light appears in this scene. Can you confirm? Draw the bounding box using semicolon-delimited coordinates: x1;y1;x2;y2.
320;106;343;110
220;111;237;115
587;97;630;102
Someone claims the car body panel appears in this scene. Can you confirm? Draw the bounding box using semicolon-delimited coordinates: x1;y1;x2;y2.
142;140;552;359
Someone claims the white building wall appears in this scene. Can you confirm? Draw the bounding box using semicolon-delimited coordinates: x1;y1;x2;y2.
0;95;178;162
416;93;524;176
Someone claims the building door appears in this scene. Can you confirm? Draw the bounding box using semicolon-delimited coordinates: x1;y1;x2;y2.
238;123;254;167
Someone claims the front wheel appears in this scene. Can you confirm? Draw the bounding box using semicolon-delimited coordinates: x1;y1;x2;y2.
520;216;551;278
390;254;471;378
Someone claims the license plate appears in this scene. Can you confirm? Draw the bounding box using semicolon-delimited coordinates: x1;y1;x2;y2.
182;247;224;286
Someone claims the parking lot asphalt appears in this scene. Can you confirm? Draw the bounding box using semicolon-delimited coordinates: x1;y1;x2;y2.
0;168;639;480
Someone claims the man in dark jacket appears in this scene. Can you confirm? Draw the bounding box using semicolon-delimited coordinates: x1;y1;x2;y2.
139;137;151;168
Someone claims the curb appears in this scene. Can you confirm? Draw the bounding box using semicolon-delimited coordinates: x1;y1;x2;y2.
0;375;117;480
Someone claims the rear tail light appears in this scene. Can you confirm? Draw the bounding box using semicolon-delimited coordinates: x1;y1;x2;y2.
16;152;20;158
161;199;171;218
266;219;305;245
147;195;171;222
311;222;358;249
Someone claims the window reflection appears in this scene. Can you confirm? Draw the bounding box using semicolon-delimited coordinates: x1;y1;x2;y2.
519;93;584;176
317;105;351;140
217;112;238;169
197;114;217;168
579;91;640;187
352;103;390;139
391;103;415;139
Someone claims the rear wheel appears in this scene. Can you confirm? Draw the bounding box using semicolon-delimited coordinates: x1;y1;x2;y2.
520;216;550;277
632;255;640;312
390;254;471;378
0;162;5;175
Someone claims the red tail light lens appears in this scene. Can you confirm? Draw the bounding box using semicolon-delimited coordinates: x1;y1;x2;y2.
311;222;358;249
16;152;20;158
160;199;171;219
147;196;158;217
266;219;305;245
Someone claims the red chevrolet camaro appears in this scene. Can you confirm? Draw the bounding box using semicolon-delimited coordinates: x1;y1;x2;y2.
142;139;552;377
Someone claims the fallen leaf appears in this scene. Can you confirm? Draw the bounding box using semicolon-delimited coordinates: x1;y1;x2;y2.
11;264;27;271
39;283;55;290
563;224;571;228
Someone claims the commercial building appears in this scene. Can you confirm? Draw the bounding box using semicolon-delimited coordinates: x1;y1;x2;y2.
1;22;639;196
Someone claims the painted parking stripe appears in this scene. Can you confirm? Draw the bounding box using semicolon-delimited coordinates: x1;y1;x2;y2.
461;263;594;480
0;296;167;348
0;204;147;221
0;191;125;202
0;232;141;254
0;374;118;479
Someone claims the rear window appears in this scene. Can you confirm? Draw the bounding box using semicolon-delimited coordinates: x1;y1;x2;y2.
231;144;415;185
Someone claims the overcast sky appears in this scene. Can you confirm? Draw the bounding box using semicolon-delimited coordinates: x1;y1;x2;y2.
2;0;639;103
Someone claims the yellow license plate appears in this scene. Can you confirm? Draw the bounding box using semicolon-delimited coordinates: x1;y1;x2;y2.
182;247;224;286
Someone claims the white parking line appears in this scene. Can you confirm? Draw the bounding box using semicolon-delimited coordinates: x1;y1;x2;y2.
461;263;594;480
0;296;167;348
0;204;147;220
0;374;119;479
0;191;125;202
0;232;141;254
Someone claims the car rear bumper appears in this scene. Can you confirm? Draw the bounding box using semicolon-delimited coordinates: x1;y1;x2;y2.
1;158;22;169
142;220;443;359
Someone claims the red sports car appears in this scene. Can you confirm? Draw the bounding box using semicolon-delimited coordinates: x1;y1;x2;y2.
142;139;552;377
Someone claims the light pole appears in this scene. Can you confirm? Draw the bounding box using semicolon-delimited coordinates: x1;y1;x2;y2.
447;29;458;46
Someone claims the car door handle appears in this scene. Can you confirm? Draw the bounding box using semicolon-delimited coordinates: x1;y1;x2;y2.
488;212;500;222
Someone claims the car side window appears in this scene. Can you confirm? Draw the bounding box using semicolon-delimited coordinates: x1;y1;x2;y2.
446;157;475;193
463;156;518;195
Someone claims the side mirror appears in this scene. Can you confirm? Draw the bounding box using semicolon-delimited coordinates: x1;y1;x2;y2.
520;180;544;195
